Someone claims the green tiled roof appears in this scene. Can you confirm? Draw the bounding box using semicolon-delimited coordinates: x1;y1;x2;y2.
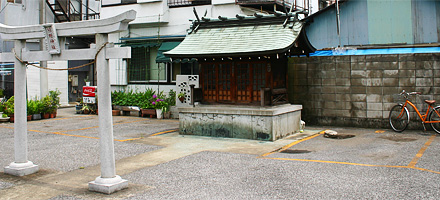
165;21;303;57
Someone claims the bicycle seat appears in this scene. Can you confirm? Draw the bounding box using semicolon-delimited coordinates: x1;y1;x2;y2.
425;100;436;105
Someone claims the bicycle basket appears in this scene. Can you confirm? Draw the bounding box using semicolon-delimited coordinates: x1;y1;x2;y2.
392;94;406;103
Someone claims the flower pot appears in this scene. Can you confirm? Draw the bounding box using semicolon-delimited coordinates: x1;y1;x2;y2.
75;105;83;114
52;110;57;118
156;109;163;119
27;115;32;121
42;113;50;119
163;111;171;119
112;110;120;116
32;114;41;120
179;97;185;103
141;109;156;118
49;113;55;118
9;115;14;123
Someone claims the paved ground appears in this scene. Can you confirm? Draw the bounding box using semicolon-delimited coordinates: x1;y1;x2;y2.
1;107;440;199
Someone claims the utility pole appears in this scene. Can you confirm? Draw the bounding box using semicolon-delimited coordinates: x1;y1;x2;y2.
39;0;49;98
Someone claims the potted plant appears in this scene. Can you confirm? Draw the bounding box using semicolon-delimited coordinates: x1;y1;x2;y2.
76;101;83;114
4;96;14;122
41;96;52;119
178;92;185;103
140;100;156;118
49;90;61;118
151;94;168;119
84;76;90;86
81;104;91;114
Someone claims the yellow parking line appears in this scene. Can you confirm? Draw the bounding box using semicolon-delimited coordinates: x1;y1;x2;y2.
259;130;325;157
262;157;407;168
408;135;436;167
150;129;178;137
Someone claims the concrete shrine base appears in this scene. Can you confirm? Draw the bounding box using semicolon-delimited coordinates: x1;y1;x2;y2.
179;104;302;141
4;161;39;176
88;175;128;194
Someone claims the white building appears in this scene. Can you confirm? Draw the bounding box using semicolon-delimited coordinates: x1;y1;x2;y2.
101;0;317;94
0;0;100;105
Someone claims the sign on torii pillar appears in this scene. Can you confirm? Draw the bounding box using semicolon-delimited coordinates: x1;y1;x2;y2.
0;10;136;194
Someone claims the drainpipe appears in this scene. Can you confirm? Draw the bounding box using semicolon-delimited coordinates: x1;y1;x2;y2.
336;0;341;47
39;0;48;98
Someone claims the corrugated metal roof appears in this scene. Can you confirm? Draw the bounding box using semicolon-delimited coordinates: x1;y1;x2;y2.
165;22;303;57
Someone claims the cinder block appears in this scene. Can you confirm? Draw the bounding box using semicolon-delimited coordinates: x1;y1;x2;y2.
351;70;368;78
416;70;433;77
367;110;383;118
322;71;336;78
383;78;399;87
352;102;366;110
322;94;336;101
351;62;366;70
383;87;400;95
351;78;366;86
367;94;382;103
351;94;366;102
398;54;416;62
336;63;350;71
416;78;433;87
335;56;351;63
367;102;383;111
366;62;382;70
367;70;383;78
416;61;434;70
323;63;336;71
433;61;440;69
322;78;336;86
369;78;383;87
351;86;366;94
335;78;350;86
336;94;351;101
367;87;383;95
384;70;399;77
351;110;367;118
399;61;416;70
351;55;366;63
399;78;415;86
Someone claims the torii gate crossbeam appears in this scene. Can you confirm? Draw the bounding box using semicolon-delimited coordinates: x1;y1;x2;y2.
0;10;136;194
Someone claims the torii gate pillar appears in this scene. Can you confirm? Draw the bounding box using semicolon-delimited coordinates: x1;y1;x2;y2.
0;10;136;194
3;39;39;176
88;33;128;194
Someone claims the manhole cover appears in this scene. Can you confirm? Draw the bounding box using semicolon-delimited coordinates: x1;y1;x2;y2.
280;149;311;154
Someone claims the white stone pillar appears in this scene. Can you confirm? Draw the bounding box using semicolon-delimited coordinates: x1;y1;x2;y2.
40;63;48;98
4;40;39;176
88;34;128;194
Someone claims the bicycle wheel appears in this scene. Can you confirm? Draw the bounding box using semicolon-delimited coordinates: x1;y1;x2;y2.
389;104;409;132
429;106;440;134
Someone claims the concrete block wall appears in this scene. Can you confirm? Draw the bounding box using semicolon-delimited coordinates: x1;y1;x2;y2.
288;53;440;129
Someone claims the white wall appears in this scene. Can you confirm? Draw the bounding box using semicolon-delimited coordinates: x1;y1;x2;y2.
27;61;68;106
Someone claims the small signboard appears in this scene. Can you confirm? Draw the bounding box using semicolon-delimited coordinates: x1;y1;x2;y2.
43;24;61;54
83;86;97;104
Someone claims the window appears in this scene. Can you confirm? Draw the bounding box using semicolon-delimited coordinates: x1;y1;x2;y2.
171;62;199;82
127;46;167;83
168;0;211;7
7;0;21;3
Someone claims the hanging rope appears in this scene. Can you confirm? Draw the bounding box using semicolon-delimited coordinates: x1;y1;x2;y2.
12;42;109;71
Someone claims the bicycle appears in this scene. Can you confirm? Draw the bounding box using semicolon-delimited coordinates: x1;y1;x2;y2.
389;90;440;133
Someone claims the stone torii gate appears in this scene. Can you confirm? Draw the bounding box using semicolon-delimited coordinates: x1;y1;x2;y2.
0;10;136;194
